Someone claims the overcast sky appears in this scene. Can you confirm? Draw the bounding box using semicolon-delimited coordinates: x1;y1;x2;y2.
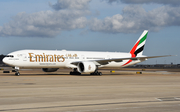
0;0;179;64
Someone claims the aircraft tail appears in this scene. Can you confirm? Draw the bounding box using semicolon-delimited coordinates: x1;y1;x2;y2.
130;30;148;57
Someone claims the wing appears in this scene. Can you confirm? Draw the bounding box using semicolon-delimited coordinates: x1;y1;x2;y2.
71;55;172;66
96;55;173;65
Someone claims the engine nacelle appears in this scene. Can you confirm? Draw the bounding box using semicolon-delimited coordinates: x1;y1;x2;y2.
42;68;59;72
77;62;96;73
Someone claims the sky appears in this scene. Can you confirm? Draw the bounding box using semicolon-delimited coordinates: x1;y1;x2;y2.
0;0;180;64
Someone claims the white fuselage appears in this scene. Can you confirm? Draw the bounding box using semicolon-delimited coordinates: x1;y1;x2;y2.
3;49;143;69
2;30;169;75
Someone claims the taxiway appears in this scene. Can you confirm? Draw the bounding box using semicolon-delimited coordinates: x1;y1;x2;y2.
0;68;180;112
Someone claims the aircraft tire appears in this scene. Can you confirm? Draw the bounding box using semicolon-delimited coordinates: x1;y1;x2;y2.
15;72;20;76
70;72;81;75
90;72;102;76
98;72;102;76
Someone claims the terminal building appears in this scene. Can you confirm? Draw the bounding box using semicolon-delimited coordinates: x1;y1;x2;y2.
129;64;180;68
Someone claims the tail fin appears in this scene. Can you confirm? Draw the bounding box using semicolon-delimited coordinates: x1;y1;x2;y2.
130;30;148;57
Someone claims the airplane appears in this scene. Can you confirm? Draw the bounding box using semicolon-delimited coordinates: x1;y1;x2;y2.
2;30;171;76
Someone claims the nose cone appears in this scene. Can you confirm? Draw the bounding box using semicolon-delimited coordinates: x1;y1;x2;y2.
2;57;8;64
3;57;13;66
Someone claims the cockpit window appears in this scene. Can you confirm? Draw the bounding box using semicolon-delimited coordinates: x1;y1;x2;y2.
5;55;14;57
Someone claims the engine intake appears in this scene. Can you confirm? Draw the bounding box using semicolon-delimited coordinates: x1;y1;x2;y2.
42;68;59;72
77;62;96;73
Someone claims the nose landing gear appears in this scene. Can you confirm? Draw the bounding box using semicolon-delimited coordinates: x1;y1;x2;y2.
15;71;20;76
14;67;20;76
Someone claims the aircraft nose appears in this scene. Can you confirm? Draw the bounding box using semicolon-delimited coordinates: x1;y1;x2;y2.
2;55;15;66
3;57;14;65
2;57;8;64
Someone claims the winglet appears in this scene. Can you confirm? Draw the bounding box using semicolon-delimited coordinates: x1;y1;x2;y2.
130;30;148;57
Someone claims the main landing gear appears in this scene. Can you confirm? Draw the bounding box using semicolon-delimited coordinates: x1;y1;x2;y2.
70;68;81;75
70;67;102;76
90;70;102;76
90;66;102;76
14;67;20;76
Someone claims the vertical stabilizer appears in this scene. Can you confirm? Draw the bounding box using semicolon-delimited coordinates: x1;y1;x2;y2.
130;30;148;57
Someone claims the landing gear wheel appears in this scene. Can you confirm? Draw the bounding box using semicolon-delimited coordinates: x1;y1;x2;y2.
90;72;102;76
70;68;81;75
98;72;102;76
90;66;102;76
15;72;20;76
70;71;81;75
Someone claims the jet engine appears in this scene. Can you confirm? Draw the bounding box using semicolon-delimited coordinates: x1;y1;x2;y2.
42;68;59;72
77;62;96;73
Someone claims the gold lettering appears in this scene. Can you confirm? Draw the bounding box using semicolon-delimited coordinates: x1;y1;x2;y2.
61;55;65;62
57;55;65;62
46;55;49;62
49;55;54;62
54;54;57;62
73;54;77;57
28;53;34;62
66;54;78;57
57;55;61;62
28;53;66;62
35;54;43;62
68;54;72;57
43;53;46;62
